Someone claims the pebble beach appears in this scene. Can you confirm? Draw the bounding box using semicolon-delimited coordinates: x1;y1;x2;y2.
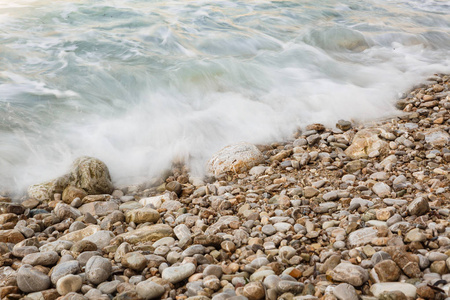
0;74;449;300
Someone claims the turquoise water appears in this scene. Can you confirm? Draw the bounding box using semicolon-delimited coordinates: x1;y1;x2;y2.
0;0;449;193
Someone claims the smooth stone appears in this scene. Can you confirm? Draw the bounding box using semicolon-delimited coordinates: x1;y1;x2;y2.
333;283;358;300
85;256;112;285
407;197;430;216
329;263;369;287
122;252;148;271
17;265;51;293
51;261;80;285
348;227;378;247
125;208;160;224
117;224;173;244
203;265;223;279
56;274;83;295
242;281;265;300
370;282;417;298
262;225;276;236
162;263;196;284
82;230;114;249
39;240;74;254
22;251;59;266
250;269;275;282
98;280;120;294
372;182;391;198
207;142;264;176
59;225;101;243
383;199;408;206
136;280;165;300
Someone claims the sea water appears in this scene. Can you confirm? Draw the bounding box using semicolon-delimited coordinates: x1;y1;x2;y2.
0;0;449;194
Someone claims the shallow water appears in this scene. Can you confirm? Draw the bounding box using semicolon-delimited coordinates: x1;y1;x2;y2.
0;0;449;194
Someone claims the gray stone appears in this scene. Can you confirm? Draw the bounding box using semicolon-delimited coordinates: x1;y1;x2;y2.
370;282;416;298
22;251;59;266
85;256;112;285
17;264;51;293
82;230;114;249
333;283;358;300
348;227;378;247
51;261;80;285
162;263;196;283
136;280;165;300
407;197;429;216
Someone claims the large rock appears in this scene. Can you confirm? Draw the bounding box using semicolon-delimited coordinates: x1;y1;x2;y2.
345;128;388;159
329;263;369;287
117;224;173;244
69;157;114;195
17;265;51;293
207;142;264;177
27;156;112;201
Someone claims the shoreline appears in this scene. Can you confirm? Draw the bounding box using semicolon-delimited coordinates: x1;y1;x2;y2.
0;74;449;299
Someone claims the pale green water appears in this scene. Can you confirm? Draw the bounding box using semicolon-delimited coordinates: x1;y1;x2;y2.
0;0;449;193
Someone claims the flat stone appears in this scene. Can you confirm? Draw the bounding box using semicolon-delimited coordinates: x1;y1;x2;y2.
60;225;101;243
162;263;196;284
205;216;239;235
82;230;114;249
122;252;148;271
372;182;391;198
79;201;119;217
333;283;358;300
22;251;59;266
117;224;173;244
348;227;378;247
39;240;74;254
136;280;165;300
370;282;416;298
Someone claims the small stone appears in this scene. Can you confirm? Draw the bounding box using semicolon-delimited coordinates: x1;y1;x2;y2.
17;265;51;293
203;265;223;278
71;240;98;253
416;284;436;300
333;283;358;300
85;256;112;285
303;187;319;198
56;274;83;295
125;208;160;224
203;275;221;291
62;186;87;204
373;260;401;282
242;281;265;300
336;120;352;131
166;181;182;196
117;224;173;244
207;143;264;176
329;263;369;287
82;230;114;249
430;261;448;275
262;225;277;236
51;261;80;285
136;280;165;300
407;197;429;216
372;182;391;198
122;252;148;271
348;227;378;247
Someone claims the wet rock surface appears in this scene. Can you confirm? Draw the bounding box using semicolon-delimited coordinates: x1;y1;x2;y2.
1;75;450;299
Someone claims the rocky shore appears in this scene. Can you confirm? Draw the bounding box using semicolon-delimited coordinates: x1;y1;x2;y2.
0;74;449;300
